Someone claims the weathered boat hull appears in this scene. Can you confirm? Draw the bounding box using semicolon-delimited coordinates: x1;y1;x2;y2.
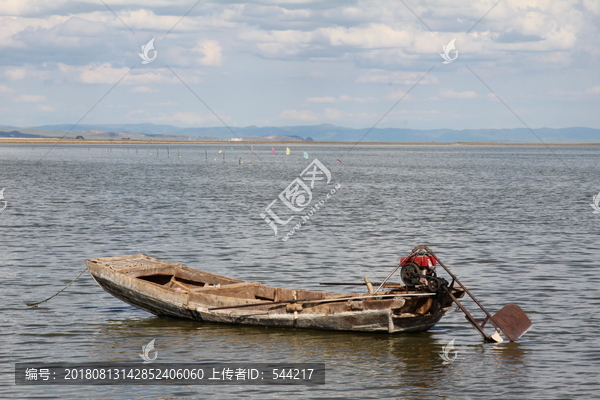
87;254;462;333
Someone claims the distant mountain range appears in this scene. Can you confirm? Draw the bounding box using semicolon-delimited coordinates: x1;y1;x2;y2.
1;123;599;143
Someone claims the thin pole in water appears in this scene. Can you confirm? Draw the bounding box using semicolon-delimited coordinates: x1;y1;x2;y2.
205;149;208;162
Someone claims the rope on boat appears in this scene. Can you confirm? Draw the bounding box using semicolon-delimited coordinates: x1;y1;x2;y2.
26;266;88;307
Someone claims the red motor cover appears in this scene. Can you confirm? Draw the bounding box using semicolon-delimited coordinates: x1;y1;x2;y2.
400;255;437;268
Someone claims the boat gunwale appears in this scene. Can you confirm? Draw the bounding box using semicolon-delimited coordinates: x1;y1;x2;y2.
86;256;464;301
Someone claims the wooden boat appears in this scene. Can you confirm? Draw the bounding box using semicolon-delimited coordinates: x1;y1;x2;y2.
86;253;466;333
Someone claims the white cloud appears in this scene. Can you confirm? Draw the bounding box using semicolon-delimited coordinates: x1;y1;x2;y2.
0;14;70;49
14;94;46;102
320;24;412;48
307;96;336;103
5;68;26;80
194;40;224;67
357;70;438;85
255;41;306;57
244;23;424;62
56;63;186;85
132;86;157;93
0;84;14;95
36;104;54;112
306;95;374;103
280;107;377;123
585;85;600;95
0;1;84;16
439;89;478;99
57;63;130;84
323;107;348;120
235;0;596;72
341;94;373;103
386;89;408;101
244;23;415;50
118;8;237;32
0;0;598;129
127;110;147;117
583;0;600;13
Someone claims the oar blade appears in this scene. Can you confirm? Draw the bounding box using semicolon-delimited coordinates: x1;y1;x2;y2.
492;304;532;342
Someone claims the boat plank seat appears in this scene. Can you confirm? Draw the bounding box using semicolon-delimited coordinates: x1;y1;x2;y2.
187;282;268;303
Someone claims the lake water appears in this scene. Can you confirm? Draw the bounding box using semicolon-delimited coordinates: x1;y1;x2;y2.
1;143;599;399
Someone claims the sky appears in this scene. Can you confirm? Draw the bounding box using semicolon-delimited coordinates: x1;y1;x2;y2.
0;0;599;131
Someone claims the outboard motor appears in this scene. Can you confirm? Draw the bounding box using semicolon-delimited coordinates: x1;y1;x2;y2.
400;248;446;292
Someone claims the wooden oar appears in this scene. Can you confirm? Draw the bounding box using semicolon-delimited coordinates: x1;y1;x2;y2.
209;299;306;311
208;292;434;311
208;292;359;311
319;282;403;288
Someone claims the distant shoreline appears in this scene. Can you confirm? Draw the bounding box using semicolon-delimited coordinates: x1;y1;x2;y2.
1;138;599;145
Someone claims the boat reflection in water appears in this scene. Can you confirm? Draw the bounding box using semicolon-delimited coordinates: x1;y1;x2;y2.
93;317;527;398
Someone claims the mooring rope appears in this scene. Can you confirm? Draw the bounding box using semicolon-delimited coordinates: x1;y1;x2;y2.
26;266;88;307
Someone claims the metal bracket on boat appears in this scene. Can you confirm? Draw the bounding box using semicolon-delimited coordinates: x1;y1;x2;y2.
419;245;532;343
319;245;532;342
